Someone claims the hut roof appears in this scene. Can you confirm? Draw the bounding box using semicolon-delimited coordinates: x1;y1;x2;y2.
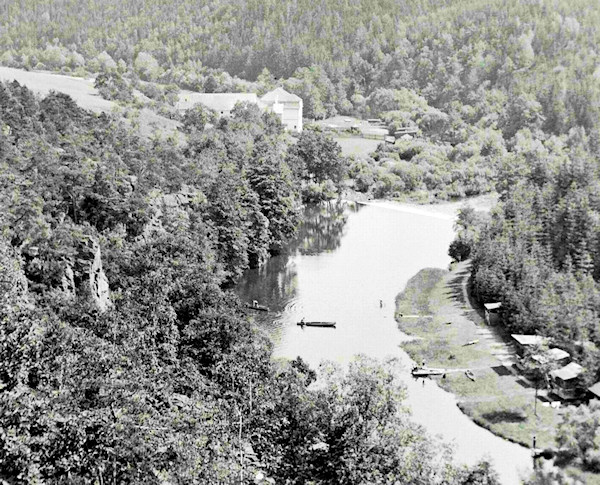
547;348;570;361
511;334;545;346
550;362;584;381
531;348;570;364
589;382;600;398
261;87;301;103
484;302;502;311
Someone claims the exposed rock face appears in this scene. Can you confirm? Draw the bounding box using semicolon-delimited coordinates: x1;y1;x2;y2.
0;237;30;311
61;263;76;298
140;185;206;241
89;239;112;313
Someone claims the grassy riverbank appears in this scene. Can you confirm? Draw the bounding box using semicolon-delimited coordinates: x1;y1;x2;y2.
395;262;563;449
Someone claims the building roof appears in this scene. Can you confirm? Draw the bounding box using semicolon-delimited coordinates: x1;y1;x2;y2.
511;334;545;346
547;348;570;361
261;87;302;103
532;348;570;364
550;362;584;381
176;93;258;112
589;382;600;398
484;302;502;311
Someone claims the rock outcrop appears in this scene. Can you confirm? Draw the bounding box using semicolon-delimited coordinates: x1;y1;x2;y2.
89;238;112;313
0;237;30;311
140;185;206;241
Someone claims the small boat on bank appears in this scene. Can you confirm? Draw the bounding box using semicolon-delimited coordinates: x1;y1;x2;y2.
297;321;336;328
411;367;446;377
246;303;269;312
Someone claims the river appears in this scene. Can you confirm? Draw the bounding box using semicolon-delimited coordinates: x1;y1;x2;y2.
237;201;533;484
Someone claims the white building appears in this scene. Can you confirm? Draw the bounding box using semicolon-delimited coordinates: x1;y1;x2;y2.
176;93;258;117
176;87;303;132
260;87;303;132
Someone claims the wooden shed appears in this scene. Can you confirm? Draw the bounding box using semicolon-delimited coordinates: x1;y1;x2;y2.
483;302;502;325
549;362;585;400
511;334;545;356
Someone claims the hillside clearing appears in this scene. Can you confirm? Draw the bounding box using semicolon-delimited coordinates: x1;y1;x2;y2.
0;66;180;138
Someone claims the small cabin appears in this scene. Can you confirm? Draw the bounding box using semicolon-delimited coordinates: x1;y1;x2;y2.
511;334;545;356
549;362;585;400
517;347;571;376
483;302;502;325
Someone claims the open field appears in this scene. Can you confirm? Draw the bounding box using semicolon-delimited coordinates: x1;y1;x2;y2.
0;66;112;112
333;136;382;157
0;66;180;138
395;261;565;449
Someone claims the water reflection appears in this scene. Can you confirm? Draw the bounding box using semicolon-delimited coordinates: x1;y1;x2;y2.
237;201;354;325
293;201;356;255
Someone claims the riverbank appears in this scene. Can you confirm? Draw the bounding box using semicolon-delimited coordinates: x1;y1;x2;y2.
343;188;498;217
395;261;563;450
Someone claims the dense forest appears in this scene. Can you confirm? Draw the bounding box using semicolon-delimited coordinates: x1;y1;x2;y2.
4;0;600;202
2;0;600;132
0;81;502;482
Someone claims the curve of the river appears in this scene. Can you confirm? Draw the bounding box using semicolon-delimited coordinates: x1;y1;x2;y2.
237;201;533;484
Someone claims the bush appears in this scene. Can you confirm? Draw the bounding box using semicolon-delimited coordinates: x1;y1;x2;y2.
449;237;472;262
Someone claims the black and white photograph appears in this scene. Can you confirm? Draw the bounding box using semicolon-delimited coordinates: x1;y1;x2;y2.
1;1;599;483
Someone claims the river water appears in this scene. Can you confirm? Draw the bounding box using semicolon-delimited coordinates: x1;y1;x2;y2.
237;201;532;484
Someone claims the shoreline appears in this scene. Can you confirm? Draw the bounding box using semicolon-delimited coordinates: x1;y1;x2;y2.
343;191;498;218
394;261;563;451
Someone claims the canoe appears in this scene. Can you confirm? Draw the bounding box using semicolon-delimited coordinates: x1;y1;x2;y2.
297;321;336;328
246;303;269;312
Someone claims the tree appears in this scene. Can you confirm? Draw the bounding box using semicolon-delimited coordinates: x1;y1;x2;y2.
134;51;162;81
556;400;600;471
458;460;501;485
205;164;253;281
289;129;345;188
94;71;134;102
449;206;490;262
247;140;299;254
181;103;216;133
